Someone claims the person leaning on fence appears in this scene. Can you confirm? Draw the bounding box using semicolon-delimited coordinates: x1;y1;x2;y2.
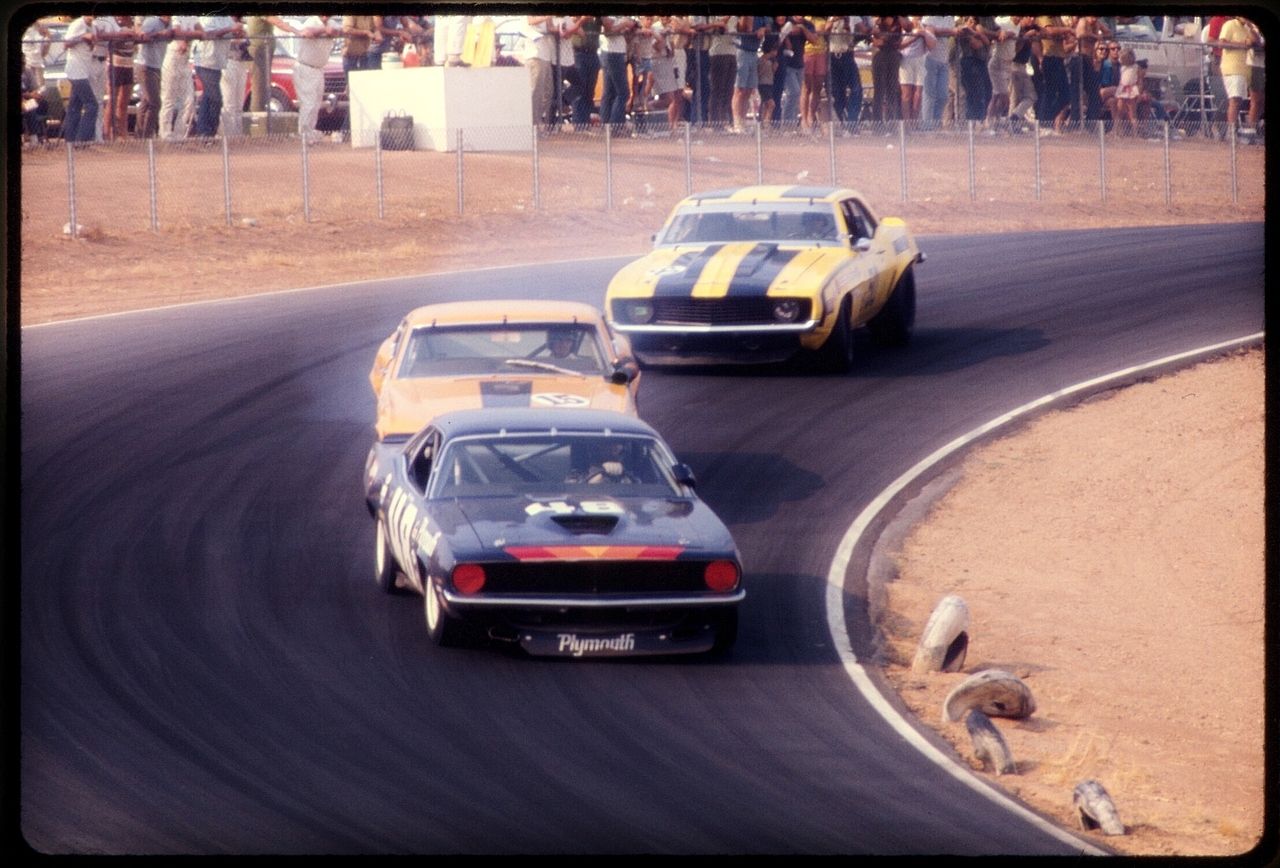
1076;15;1111;122
777;15;813;127
651;17;687;130
220;18;252;138
756;21;779;126
706;16;736;128
870;16;904;123
919;14;954;128
955;17;991;123
801;16;833;131
1034;15;1072;132
1008;17;1039;133
570;15;601;128
193;15;240;138
523;15;556;128
159;15;201;140
897;17;928;122
1244;19;1264;138
22;19;50;89
629;16;657;120
134;14;169;139
59;14;98;144
598;15;634;131
732;16;767;133
296;15;339;144
88;14;117;142
1219;16;1260;136
828;16;864;130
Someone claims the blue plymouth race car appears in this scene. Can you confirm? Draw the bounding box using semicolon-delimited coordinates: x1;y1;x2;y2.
365;408;744;656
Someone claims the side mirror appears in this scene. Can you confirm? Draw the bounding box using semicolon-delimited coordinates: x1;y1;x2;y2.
672;462;697;489
610;360;640;385
854;236;873;253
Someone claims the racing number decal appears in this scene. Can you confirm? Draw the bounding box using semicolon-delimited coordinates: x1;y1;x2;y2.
386;486;420;579
531;393;591;408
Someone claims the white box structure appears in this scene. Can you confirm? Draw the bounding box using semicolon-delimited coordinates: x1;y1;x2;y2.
347;66;533;152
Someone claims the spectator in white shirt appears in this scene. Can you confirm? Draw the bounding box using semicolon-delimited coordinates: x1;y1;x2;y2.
60;15;98;143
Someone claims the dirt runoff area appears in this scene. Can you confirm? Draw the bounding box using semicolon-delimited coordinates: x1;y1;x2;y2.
15;142;1267;857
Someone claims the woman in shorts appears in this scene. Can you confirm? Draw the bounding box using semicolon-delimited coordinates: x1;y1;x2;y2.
897;17;928;121
650;17;686;129
801;16;830;131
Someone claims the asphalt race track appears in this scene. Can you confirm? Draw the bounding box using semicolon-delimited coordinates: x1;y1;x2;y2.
18;223;1264;855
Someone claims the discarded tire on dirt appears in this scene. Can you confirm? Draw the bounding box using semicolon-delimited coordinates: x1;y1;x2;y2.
965;709;1016;775
942;669;1036;723
911;594;970;673
1073;779;1125;835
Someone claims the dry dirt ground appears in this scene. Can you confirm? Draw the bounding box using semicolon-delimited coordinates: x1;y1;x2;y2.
13;136;1268;858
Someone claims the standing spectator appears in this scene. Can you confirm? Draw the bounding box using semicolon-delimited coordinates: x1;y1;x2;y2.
828;16;864;130
650;17;686;130
870;16;904;123
1054;18;1081;132
220;18;252;138
757;22;779;126
897;18;928;122
1076;15;1111;122
555;17;584;129
296;14;339;143
343;14;382;74
1035;15;1072;131
707;16;737;127
630;17;657;119
1244;20;1264;137
985;16;1017;131
524;15;555;128
193;14;239;138
1112;47;1140;136
598;15;634;131
89;14;117;142
22;19;50;88
60;14;97;144
1009;17;1040;132
955;16;991;123
801;16;832;131
1219;16;1259;134
920;14;955;128
104;16;138;141
686;16;712;124
732;16;767;133
777;16;812;128
571;16;601;128
135;14;169;139
159;15;200;140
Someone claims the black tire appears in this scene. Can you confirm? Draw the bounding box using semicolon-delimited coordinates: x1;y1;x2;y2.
709;609;739;656
374;519;409;595
424;576;467;647
816;297;855;373
868;265;917;347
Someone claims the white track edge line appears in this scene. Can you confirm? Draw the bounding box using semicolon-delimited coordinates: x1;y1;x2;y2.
824;331;1264;855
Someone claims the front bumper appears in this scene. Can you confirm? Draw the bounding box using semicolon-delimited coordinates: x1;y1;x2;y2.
617;323;818;365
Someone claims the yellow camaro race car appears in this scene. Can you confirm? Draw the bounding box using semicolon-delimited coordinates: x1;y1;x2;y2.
604;185;925;371
368;299;641;442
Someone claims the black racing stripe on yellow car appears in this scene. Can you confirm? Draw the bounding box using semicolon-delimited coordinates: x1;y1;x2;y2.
725;244;802;296
480;381;533;407
653;244;727;297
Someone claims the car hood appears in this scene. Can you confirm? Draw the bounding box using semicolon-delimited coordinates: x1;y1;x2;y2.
448;494;735;560
375;375;632;439
610;242;848;298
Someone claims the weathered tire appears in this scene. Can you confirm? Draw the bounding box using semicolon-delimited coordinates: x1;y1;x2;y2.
965;709;1016;775
868;266;916;347
424;575;467;647
816;297;854;373
943;669;1037;722
374;519;408;595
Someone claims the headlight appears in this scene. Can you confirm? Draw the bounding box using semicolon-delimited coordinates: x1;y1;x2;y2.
771;299;802;323
615;300;655;325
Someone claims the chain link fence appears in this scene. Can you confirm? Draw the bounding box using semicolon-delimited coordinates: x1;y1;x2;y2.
20;117;1265;241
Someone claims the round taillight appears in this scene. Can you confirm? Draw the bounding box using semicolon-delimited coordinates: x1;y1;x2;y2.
452;564;486;595
704;560;739;592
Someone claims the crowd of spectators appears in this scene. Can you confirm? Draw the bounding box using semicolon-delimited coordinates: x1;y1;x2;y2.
19;13;1265;149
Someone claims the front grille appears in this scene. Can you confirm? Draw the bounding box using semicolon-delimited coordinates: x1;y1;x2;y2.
324;73;346;95
650;297;811;326
478;561;716;595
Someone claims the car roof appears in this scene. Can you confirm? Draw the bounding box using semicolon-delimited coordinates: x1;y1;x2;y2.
432;408;659;440
677;185;863;207
400;299;606;329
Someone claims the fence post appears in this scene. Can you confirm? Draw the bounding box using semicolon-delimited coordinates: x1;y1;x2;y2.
147;138;158;232
827;119;836;185
375;128;385;219
1162;121;1172;208
221;134;233;225
456;128;464;216
683;121;692;195
65;140;78;238
1033;122;1042;201
1229;122;1238;204
901;119;911;200
966;120;975;201
604;122;613;210
757;120;765;185
1098;120;1107;202
301;133;311;223
532;122;541;210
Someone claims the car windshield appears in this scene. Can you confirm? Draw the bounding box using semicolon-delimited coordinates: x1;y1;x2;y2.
398;324;609;377
431;433;682;498
659;206;841;245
